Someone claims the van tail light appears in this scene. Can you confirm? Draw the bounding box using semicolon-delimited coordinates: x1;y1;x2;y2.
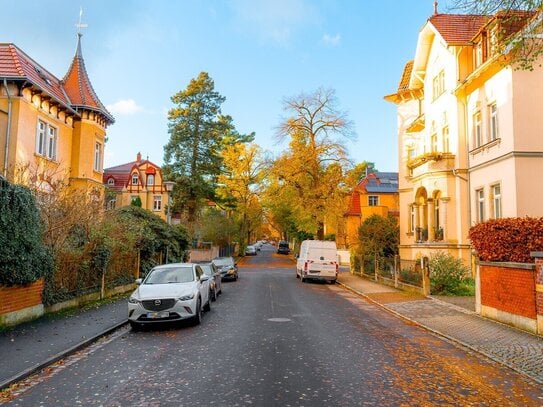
304;261;308;271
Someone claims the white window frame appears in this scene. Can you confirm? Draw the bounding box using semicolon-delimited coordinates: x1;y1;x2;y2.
94;141;103;172
147;174;155;186
368;196;378;207
432;70;445;100
430;132;438;153
36;120;57;160
442;125;450;153
131;173;139;185
491;184;502;219
107;178;114;186
474;111;482;148
153;195;162;211
489;103;499;141
409;204;415;233
476;188;485;222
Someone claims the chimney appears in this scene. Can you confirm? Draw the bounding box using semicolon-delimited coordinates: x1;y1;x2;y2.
136;152;141;162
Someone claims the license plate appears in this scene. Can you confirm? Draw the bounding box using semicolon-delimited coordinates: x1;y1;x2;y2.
309;270;320;273
147;311;169;319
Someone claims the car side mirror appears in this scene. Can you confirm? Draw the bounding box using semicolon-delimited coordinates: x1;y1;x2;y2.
135;278;142;285
295;254;299;259
200;275;210;282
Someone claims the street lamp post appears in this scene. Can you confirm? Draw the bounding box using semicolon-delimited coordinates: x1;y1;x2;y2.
164;181;175;263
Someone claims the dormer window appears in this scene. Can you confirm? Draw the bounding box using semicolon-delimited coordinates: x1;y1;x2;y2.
107;178;114;186
132;173;139;185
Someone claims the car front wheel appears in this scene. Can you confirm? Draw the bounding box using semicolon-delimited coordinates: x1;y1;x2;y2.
192;298;202;325
203;295;211;312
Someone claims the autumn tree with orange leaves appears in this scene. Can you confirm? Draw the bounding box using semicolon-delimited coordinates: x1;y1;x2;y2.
273;88;354;240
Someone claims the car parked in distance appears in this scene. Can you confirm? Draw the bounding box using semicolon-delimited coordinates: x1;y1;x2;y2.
277;240;290;254
212;256;238;281
128;263;211;330
199;262;222;301
245;245;257;256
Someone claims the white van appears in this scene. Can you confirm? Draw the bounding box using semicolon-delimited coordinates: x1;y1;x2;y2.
296;240;338;283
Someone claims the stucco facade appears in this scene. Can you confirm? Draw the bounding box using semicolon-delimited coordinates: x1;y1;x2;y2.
103;153;171;221
386;10;543;265
341;171;399;249
0;37;113;194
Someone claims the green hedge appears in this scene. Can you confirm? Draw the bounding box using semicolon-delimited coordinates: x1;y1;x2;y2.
0;180;53;285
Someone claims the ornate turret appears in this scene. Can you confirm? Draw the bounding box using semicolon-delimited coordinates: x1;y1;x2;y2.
62;33;114;127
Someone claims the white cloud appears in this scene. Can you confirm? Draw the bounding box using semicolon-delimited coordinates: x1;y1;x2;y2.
106;99;144;115
322;33;341;46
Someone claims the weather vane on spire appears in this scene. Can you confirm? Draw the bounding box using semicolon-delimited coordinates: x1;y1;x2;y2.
75;6;88;36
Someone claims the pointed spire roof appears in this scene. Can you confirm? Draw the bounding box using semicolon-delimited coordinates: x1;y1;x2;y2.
62;33;114;125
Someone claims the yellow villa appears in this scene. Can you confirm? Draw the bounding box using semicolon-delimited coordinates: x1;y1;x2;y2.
0;34;114;194
385;7;543;264
341;171;399;249
103;152;173;222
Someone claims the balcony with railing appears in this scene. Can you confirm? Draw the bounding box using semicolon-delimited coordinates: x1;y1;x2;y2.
407;151;456;178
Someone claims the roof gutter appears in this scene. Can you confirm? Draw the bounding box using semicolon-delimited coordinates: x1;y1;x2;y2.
2;78;12;178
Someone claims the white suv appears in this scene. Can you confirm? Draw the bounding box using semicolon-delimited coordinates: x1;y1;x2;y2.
128;263;211;329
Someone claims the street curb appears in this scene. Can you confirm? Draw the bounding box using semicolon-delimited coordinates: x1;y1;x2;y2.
0;320;128;391
336;281;543;385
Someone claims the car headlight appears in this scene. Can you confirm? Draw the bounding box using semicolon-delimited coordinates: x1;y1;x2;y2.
178;293;195;301
128;297;140;304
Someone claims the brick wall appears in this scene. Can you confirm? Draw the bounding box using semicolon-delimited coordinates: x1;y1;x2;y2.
480;264;536;319
0;279;44;314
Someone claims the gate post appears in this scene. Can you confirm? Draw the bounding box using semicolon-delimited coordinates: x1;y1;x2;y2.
530;252;543;335
421;256;430;296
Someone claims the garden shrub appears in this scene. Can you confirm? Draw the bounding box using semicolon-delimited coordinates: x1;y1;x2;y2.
0;181;53;285
469;217;543;263
429;251;474;295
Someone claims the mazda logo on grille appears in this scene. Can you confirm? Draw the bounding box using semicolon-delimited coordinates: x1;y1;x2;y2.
154;299;161;305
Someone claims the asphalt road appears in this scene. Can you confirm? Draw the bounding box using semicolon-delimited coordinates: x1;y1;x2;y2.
3;245;543;406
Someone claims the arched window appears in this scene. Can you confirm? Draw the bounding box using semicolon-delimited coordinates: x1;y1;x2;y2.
107;178;115;186
147;174;154;186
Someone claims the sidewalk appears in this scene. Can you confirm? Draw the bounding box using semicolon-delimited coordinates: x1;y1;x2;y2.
337;271;543;384
0;296;128;389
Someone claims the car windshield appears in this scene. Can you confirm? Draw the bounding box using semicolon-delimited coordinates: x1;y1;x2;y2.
213;258;233;266
144;266;194;284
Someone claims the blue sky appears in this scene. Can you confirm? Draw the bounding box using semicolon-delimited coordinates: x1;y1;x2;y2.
2;0;455;171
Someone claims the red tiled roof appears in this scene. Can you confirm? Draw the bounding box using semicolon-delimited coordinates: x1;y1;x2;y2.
62;35;114;124
103;158;162;191
0;38;114;125
397;60;413;93
0;43;74;111
345;190;361;216
429;14;489;45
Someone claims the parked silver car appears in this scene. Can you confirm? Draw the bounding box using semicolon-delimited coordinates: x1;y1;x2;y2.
199;262;222;301
128;263;211;330
212;257;238;281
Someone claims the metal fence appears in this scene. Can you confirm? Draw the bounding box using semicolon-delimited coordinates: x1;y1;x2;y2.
353;254;429;292
53;250;138;299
